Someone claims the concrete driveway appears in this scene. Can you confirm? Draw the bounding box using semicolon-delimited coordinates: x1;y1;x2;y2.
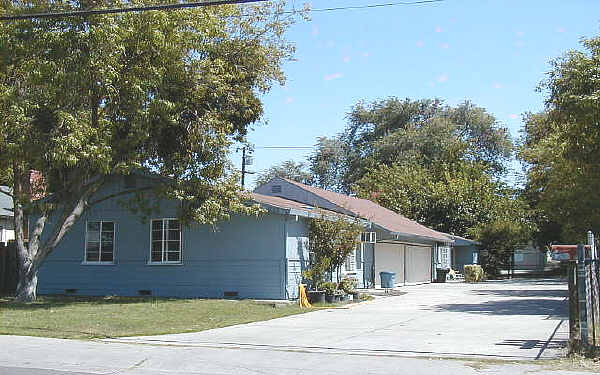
110;278;568;361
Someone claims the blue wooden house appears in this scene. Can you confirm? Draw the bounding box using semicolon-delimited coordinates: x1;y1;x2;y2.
38;176;452;299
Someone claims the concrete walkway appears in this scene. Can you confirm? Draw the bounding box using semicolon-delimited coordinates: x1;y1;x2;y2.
109;278;569;361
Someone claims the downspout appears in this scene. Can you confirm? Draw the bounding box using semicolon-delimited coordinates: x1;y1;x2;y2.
432;243;437;282
372;242;376;288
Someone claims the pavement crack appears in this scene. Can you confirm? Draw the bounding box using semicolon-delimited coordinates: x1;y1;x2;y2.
104;357;148;374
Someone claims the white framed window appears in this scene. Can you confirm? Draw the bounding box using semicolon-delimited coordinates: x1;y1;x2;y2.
85;221;115;263
438;246;451;269
345;251;356;271
150;218;182;264
361;232;376;243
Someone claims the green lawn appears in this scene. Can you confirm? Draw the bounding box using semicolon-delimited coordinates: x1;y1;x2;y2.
0;296;309;339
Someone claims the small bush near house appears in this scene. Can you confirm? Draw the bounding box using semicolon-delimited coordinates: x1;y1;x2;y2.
339;277;358;294
464;265;486;282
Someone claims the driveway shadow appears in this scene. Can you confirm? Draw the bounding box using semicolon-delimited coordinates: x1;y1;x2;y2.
431;298;568;319
495;338;566;350
472;289;567;298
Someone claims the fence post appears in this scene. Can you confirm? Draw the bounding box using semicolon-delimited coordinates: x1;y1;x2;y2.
569;259;580;350
588;231;600;347
0;243;5;293
577;244;590;348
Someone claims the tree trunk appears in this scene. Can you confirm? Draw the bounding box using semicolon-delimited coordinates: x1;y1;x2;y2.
16;266;38;302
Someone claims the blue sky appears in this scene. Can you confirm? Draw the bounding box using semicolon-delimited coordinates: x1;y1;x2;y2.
233;0;600;189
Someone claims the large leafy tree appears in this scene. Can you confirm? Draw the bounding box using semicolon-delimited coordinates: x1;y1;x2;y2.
354;161;530;238
311;98;513;192
254;159;313;187
520;35;600;243
308;136;346;192
0;0;299;301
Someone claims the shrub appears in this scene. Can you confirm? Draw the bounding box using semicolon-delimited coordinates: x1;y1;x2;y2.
339;277;358;293
320;281;337;295
464;264;485;282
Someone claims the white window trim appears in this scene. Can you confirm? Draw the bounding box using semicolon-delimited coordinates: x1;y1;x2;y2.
83;220;116;265
148;218;183;265
356;243;364;270
361;232;376;243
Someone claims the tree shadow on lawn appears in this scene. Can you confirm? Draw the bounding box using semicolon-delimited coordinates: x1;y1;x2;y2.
432;298;568;319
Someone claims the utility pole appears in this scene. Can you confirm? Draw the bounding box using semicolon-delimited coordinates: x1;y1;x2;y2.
239;146;255;190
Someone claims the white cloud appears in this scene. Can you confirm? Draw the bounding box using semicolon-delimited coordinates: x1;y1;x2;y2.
324;73;343;81
437;74;448;83
509;114;519;120
343;56;351;63
493;83;503;89
440;43;450;49
416;40;424;48
285;97;295;104
435;26;444;33
557;27;566;33
362;51;371;57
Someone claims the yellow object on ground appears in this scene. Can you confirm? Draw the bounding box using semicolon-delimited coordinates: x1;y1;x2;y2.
299;284;312;308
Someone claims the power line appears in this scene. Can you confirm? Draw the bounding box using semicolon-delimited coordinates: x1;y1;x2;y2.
309;0;444;13
0;0;266;21
0;0;445;21
254;146;314;149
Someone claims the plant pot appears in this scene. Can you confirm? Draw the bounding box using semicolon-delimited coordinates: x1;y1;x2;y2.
352;292;360;301
325;293;335;303
335;294;344;302
308;291;325;304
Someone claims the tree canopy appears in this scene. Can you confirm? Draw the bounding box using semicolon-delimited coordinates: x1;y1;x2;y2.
0;0;299;301
519;35;600;243
307;98;513;193
254;159;313;187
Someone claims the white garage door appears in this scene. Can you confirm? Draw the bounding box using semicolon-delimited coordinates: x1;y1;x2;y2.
405;245;432;284
374;243;405;286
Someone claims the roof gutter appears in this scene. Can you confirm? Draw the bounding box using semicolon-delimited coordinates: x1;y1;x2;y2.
389;230;454;244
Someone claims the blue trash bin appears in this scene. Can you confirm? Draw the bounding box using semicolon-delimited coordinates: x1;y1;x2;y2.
380;272;396;288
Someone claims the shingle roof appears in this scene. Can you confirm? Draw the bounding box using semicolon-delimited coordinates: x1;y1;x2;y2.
250;192;318;211
278;178;451;242
0;186;13;217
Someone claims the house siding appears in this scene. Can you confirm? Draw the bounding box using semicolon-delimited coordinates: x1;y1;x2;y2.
284;216;310;299
38;177;288;299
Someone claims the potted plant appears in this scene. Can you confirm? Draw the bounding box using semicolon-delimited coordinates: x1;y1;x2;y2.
321;281;337;303
303;267;327;304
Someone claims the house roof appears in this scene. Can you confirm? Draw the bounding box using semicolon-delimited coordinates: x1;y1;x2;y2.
250;192;318;212
0;186;13;217
273;178;452;242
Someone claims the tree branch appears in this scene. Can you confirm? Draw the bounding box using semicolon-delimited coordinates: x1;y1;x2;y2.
88;185;156;206
37;177;107;263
